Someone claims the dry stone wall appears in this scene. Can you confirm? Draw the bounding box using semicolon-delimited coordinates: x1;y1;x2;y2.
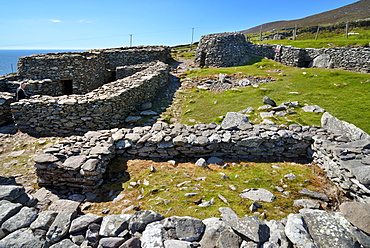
195;33;370;73
32;113;370;204
10;61;170;137
0;92;15;126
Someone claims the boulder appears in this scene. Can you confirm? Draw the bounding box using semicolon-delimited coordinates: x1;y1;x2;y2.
298;188;329;202
0;185;25;201
239;188;275;202
340;202;370;235
302;209;358;247
99;214;131;237
128;210;164;234
0;200;22;226
293;199;320;209
162;216;206;242
263;97;276;107
98;237;127;248
141;221;165;248
0;228;45;248
195;158;208;168
1;206;38;233
69;213;103;233
46;210;77;244
232;215;270;243
265;220;291;248
310;54;332;68
284;213;315;248
221;112;251;130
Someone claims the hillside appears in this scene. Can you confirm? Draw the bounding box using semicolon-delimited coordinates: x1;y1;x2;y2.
241;0;370;33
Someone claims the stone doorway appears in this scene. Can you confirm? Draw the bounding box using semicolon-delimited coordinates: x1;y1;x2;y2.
61;80;73;95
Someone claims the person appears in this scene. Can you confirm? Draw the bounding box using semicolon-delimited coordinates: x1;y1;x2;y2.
16;82;29;101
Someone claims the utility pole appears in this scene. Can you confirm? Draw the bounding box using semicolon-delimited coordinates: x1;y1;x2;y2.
346;23;349;39
293;24;297;40
191;28;194;50
130;34;133;47
315;26;320;40
260;25;263;41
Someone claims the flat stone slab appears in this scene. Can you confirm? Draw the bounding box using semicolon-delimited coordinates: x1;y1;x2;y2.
239;188;275;202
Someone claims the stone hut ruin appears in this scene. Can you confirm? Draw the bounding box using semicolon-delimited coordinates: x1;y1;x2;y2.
195;33;370;73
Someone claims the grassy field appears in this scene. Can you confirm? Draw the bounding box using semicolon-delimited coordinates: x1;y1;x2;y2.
169;59;370;134
252;27;370;48
86;158;337;221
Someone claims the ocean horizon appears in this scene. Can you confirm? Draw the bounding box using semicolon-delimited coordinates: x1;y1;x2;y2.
0;49;82;76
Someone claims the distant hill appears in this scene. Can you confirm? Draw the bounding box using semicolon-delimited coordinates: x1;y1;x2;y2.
241;0;370;34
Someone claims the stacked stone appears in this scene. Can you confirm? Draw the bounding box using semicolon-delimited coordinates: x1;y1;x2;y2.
10;61;170;136
0;92;15;126
194;33;251;67
34;130;116;190
115;121;314;162
1;181;369;247
195;35;370;72
116;61;158;80
311;112;370;203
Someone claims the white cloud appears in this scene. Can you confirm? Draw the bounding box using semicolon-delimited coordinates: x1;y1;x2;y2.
77;20;91;23
50;19;62;23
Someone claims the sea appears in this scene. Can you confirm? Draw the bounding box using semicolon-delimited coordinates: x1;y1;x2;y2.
0;49;82;76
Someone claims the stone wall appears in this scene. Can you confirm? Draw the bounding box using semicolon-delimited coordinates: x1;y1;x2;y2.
10;61;170;137
32;113;370;204
1;182;369;247
194;33;251;67
195;33;370;73
0;92;15;126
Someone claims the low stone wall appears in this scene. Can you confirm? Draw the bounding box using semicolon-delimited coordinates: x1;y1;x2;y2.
0;92;15;126
33;113;370;204
10;61;170;136
195;33;370;73
116;61;156;80
1;182;369;247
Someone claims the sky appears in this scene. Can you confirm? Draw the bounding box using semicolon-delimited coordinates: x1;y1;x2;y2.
0;0;359;50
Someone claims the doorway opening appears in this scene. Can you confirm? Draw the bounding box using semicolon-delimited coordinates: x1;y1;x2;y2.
61;80;73;95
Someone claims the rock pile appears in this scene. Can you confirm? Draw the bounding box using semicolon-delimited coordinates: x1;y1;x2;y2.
0;181;369;248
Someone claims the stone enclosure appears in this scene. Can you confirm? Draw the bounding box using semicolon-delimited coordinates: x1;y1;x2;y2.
195;33;370;73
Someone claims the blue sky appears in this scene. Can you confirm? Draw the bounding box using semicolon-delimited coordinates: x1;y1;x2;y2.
0;0;358;50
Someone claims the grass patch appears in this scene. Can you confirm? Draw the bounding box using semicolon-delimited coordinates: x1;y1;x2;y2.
177;59;370;133
252;28;370;49
86;158;338;221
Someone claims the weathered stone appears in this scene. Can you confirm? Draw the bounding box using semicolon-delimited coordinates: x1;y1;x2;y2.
62;155;87;171
285;213;315;248
298;188;329;202
221;112;250;130
1;206;38;233
48;199;80;212
217;228;243;248
195;158;208;168
237;137;264;147
266;220;291;248
99;214;131;237
232;215;270;243
0;228;45;248
128;210;164;234
0;185;25;201
239;188;275;202
263;97;277;107
302;209;358;247
0;200;22;226
46;210;77;244
293;199;320;209
34;153;59;163
69;213;103;233
30;211;58;231
141;221;165;248
218;207;240;224
164;240;194;248
49;239;80;248
120;237;141;248
340;202;370;235
98;237;127;248
351;166;370;185
162;216;206;242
